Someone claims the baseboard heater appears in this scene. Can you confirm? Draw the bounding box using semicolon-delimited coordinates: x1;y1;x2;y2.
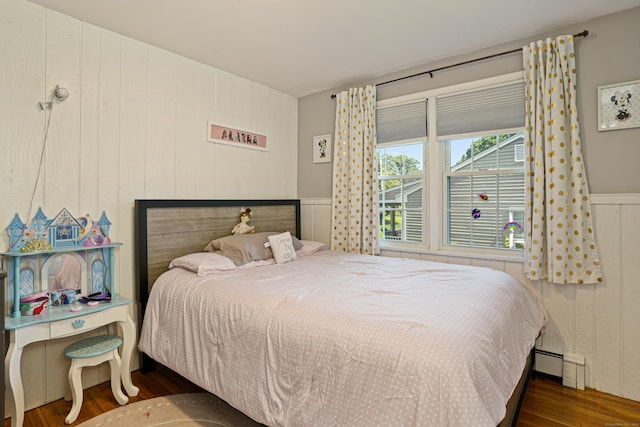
534;349;585;390
534;349;563;378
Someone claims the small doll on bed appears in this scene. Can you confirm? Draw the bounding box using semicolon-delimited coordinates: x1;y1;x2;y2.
231;208;255;235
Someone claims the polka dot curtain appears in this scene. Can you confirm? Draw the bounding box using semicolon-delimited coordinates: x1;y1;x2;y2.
522;35;602;284
330;85;379;255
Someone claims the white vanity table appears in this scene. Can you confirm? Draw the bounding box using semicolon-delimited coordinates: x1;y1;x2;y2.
4;294;139;427
2;208;139;427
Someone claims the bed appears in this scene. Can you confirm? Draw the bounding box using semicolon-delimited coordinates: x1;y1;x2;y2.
135;199;547;427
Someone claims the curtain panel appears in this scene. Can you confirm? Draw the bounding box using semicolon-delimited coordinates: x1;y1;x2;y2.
330;85;379;255
522;35;602;284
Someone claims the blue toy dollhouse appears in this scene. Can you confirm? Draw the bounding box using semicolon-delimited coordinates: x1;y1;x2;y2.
6;208;112;253
2;208;119;318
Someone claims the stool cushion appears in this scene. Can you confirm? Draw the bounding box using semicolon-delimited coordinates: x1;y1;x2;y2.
64;335;123;359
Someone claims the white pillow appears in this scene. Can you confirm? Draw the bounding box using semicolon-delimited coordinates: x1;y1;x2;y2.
296;240;326;257
169;252;237;276
267;231;298;264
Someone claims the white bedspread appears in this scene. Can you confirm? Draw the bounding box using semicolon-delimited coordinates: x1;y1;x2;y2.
139;251;546;426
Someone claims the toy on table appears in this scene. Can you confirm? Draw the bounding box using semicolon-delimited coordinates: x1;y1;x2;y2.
78;292;111;304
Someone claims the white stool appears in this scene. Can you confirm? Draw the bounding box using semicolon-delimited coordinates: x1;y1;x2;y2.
63;334;129;424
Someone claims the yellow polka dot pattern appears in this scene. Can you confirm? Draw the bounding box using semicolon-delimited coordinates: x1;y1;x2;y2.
522;35;602;285
330;85;379;255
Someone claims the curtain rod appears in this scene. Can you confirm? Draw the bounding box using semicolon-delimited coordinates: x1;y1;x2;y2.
330;30;589;99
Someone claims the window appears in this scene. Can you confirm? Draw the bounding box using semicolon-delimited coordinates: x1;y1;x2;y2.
375;72;525;253
444;133;525;249
376;101;427;244
514;143;525;162
377;143;424;242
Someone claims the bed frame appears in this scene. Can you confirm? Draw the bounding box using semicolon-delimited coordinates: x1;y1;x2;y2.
134;198;532;427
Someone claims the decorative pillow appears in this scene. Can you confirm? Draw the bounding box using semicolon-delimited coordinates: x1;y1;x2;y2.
296;240;327;257
168;252;237;276
268;232;298;264
204;232;273;265
204;232;302;266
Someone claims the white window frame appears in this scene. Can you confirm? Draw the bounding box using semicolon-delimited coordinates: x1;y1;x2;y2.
376;71;525;259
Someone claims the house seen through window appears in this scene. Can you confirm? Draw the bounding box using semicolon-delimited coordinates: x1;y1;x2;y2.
445;133;525;249
378;142;424;242
376;74;525;253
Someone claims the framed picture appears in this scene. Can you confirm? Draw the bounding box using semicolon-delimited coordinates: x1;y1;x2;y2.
313;134;332;163
597;80;640;131
207;122;268;151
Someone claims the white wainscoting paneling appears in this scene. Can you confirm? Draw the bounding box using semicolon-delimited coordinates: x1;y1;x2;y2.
300;199;331;244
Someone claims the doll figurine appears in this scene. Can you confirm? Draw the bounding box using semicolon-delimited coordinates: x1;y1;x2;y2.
231;208;255;235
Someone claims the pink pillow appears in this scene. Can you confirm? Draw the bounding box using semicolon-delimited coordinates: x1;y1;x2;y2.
296;240;326;257
169;252;236;276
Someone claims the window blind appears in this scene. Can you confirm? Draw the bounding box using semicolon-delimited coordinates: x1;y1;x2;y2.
437;81;525;137
376;101;428;144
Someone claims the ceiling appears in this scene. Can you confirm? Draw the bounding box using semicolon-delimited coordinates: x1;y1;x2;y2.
28;0;640;97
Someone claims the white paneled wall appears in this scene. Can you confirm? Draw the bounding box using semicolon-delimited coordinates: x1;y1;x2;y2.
300;199;332;244
1;0;297;411
301;194;640;402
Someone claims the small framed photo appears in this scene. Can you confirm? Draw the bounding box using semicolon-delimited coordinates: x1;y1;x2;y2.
313;135;332;163
597;80;640;131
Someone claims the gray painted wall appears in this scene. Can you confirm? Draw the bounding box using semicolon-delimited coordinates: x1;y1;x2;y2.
297;7;640;198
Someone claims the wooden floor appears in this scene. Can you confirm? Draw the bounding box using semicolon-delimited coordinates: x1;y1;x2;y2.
518;374;640;426
5;367;640;426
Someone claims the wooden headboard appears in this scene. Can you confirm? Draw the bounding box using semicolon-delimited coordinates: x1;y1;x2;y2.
135;199;300;310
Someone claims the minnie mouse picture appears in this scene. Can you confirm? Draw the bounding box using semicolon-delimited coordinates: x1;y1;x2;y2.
313;134;332;163
611;89;632;122
318;138;327;158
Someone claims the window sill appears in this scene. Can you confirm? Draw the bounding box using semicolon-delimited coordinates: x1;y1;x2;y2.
379;241;524;264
